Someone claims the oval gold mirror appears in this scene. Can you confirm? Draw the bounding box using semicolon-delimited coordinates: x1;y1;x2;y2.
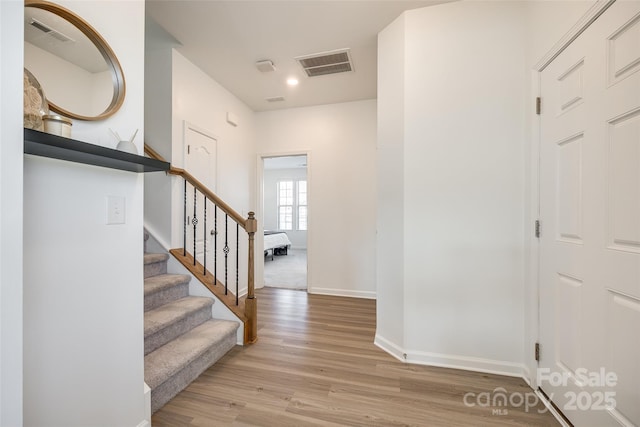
24;0;125;121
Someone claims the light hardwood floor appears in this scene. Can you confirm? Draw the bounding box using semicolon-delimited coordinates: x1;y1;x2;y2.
152;288;559;426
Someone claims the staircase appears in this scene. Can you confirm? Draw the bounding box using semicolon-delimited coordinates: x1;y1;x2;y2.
144;143;258;345
143;250;239;413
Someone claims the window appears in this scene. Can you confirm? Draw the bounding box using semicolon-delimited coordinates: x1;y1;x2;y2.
277;181;293;230
277;179;307;231
297;180;307;231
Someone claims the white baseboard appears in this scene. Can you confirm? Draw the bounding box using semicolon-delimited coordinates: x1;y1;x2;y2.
405;349;527;378
374;333;526;378
374;334;406;361
521;365;532;386
143;382;151;427
308;286;376;299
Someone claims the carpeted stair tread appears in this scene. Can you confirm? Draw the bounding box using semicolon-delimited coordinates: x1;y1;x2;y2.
144;274;190;296
144;253;169;265
141;244;240;413
144;296;213;337
144;253;170;278
144;319;239;389
144;274;191;311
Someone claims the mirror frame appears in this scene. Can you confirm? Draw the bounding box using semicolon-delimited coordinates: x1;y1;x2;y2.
25;0;126;121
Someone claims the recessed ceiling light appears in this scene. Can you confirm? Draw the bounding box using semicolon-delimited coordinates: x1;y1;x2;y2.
287;78;299;86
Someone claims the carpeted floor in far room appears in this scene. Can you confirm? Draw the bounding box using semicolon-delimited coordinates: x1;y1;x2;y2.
264;248;307;290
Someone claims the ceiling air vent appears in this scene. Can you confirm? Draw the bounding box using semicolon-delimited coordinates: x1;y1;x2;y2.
29;18;75;43
255;60;276;73
295;48;353;77
265;96;285;103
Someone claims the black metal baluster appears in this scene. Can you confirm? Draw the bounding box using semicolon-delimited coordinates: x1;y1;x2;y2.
203;197;207;276
183;180;186;256
236;222;239;305
214;206;217;285
224;214;229;295
192;187;197;265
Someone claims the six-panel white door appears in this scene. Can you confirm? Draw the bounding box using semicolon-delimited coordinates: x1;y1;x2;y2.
539;2;640;426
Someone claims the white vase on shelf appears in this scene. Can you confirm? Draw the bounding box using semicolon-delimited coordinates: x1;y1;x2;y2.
116;140;138;155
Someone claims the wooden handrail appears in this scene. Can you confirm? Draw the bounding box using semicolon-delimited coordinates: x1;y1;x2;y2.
144;144;164;163
144;144;246;228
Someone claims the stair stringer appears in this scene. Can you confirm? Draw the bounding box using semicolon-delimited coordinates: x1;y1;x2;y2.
144;227;245;345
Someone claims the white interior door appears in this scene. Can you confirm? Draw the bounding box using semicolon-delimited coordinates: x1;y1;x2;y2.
184;121;217;191
539;2;640;426
184;122;217;263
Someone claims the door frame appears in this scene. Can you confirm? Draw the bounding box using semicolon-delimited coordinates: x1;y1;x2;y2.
527;0;615;395
255;150;312;291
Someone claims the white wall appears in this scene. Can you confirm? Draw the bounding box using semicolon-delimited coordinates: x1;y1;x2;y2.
145;43;257;295
170;51;256;251
0;1;24;425
263;167;307;249
144;32;258;294
376;13;406;355
164;51;257;297
377;1;528;375
144;16;176;248
376;0;600;380
23;1;147;426
255;100;377;298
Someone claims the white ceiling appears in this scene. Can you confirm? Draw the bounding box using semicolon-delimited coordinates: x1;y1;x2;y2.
264;155;308;170
146;0;449;112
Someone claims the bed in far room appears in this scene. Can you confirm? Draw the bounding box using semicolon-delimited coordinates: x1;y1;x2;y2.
264;230;292;261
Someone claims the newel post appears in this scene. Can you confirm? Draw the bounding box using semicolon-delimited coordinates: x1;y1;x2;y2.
244;212;258;343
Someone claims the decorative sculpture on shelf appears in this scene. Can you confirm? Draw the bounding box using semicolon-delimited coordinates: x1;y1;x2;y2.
23;68;48;131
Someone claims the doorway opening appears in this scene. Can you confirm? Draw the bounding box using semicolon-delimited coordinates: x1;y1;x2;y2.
261;155;308;290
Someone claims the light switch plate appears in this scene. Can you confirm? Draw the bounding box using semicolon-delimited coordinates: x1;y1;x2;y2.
107;196;125;224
